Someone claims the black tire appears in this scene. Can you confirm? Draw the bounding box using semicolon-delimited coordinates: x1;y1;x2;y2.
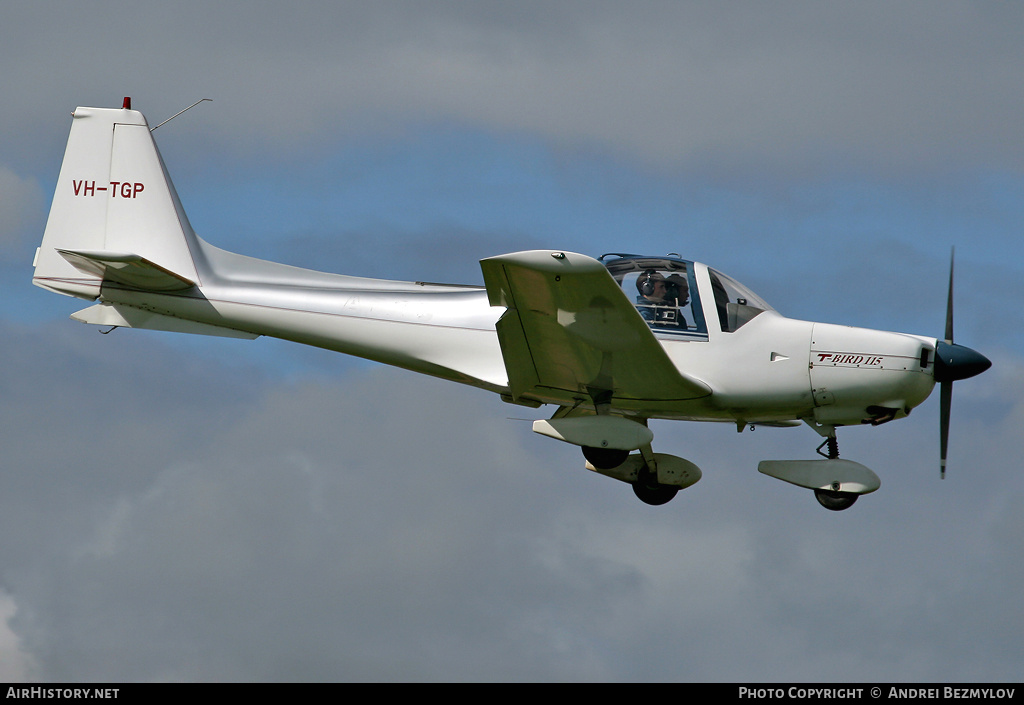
582;446;629;470
632;482;679;505
632;465;678;506
814;489;858;511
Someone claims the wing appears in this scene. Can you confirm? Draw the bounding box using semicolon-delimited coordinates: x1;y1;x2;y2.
481;250;711;408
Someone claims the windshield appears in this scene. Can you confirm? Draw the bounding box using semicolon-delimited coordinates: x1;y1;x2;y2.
707;268;774;332
602;255;708;338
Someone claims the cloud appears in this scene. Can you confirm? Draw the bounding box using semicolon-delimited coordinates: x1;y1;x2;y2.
4;3;1024;177
1;317;1021;681
0;591;36;681
4;0;1023;683
0;167;44;257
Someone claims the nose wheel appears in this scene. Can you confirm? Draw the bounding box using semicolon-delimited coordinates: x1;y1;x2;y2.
814;487;858;511
813;432;858;511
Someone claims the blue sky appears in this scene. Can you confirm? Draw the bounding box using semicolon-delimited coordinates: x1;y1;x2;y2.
1;1;1022;682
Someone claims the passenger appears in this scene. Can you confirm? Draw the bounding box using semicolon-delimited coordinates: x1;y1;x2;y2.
636;270;689;329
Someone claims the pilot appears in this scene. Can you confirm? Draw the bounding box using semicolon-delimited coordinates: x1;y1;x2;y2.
636;270;689;329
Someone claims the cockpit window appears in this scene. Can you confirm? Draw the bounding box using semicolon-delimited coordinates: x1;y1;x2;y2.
603;256;707;338
707;268;773;332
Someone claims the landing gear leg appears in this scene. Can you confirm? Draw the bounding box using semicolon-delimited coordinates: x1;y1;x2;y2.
816;435;840;460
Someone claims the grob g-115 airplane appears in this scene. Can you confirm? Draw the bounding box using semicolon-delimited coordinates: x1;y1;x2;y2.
32;99;991;511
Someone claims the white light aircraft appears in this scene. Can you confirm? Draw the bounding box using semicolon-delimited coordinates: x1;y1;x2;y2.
33;100;992;510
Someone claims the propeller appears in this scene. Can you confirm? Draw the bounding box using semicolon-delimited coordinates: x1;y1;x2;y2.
932;248;992;477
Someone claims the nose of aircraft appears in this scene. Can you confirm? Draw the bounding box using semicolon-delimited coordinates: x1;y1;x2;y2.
934;340;992;383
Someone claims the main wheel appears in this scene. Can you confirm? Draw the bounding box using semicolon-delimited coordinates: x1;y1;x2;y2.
633;482;679;505
582;446;629;470
632;465;678;506
814;488;858;511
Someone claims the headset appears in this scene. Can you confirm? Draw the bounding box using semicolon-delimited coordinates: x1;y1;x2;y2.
638;270;661;296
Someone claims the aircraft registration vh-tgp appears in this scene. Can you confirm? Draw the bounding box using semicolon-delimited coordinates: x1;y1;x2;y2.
33;99;992;511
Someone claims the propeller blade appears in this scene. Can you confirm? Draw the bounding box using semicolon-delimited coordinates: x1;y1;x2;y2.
941;246;954;478
939;381;951;479
945;247;955;343
935;247;991;478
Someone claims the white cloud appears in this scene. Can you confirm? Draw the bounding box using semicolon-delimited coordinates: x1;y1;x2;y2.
0;591;36;681
2;319;1020;680
3;0;1022;683
4;3;1024;176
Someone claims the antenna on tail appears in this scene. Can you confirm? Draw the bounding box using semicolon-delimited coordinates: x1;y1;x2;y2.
150;98;213;131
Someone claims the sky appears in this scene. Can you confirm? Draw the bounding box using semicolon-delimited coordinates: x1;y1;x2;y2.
1;1;1022;682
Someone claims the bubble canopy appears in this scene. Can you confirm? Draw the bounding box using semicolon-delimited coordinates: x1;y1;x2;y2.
600;254;774;336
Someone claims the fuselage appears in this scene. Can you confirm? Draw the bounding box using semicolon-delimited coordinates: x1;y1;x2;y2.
77;246;938;429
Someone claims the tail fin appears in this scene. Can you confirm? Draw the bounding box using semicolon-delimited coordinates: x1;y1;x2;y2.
33;100;203;299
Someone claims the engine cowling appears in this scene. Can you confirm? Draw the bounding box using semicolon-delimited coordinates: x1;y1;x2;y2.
809;323;934;426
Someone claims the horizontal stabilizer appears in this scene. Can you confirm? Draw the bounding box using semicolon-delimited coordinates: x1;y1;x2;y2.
58;249;195;291
71;302;259;339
